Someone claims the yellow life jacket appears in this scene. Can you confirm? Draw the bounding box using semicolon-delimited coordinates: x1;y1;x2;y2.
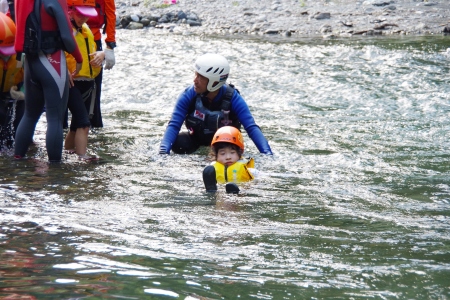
66;24;101;79
212;157;255;184
0;55;24;94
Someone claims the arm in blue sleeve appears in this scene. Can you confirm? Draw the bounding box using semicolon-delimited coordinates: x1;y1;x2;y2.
232;92;273;155
159;86;196;154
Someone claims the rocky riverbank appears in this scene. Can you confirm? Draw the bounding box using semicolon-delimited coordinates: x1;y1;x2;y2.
115;0;450;39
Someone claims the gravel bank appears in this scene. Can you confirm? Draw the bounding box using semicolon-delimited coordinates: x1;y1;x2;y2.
116;0;450;38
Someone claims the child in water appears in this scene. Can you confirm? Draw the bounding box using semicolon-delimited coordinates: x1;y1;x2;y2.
64;0;104;160
203;126;256;194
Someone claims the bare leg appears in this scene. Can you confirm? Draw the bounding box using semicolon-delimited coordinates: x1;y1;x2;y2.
75;127;89;157
64;131;76;151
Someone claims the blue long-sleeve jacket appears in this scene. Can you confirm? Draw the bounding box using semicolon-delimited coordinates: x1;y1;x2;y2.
159;84;273;155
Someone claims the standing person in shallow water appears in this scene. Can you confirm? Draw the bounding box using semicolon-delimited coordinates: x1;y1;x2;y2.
85;0;116;128
64;0;104;161
13;0;82;162
0;12;24;149
159;53;273;155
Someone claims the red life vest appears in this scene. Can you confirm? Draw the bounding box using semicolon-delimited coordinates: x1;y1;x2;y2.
14;0;35;53
14;0;63;55
86;0;105;29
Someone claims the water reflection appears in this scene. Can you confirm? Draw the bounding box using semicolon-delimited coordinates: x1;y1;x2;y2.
1;31;449;298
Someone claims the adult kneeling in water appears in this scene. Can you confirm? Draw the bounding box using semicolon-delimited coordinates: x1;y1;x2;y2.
159;53;273;156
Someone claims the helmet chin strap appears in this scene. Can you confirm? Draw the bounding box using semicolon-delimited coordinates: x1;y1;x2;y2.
202;80;210;97
203;80;221;97
71;19;82;31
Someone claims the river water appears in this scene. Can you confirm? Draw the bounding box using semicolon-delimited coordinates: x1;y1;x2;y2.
0;29;449;299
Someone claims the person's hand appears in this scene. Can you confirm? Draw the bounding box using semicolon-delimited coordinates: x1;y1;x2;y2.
72;62;82;77
10;86;25;100
104;48;115;70
89;51;105;68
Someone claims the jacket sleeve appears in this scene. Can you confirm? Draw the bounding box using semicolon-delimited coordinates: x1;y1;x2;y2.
231;91;273;155
104;0;116;43
44;0;83;63
159;86;196;154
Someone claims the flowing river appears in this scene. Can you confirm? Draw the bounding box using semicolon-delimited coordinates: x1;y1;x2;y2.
0;29;449;299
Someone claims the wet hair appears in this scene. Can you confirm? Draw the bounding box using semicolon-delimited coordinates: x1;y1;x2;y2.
209;142;242;161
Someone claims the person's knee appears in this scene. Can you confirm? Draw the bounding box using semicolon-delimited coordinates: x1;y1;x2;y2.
172;132;199;154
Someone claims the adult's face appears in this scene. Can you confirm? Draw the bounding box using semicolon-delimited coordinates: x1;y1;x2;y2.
193;71;208;94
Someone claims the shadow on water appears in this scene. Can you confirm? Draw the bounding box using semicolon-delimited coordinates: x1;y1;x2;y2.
1;31;450;299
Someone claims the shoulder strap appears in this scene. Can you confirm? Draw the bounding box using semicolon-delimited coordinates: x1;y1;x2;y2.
220;84;235;111
34;0;42;49
189;93;200;113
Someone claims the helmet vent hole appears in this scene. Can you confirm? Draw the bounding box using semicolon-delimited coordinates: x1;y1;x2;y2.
206;67;213;73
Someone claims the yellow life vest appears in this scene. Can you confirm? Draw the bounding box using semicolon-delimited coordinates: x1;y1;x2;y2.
0;55;24;94
66;24;101;79
212;157;255;184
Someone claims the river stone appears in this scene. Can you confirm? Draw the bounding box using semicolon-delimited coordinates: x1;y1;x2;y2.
140;18;151;26
271;4;281;11
130;14;140;22
120;17;131;28
146;14;161;22
177;11;187;19
114;0;450;38
363;0;392;5
313;12;331;20
265;29;281;34
187;20;202;26
186;12;199;20
128;22;144;30
158;15;170;23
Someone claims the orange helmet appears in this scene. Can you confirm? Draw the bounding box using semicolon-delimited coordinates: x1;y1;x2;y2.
67;0;98;17
211;126;245;152
0;12;16;56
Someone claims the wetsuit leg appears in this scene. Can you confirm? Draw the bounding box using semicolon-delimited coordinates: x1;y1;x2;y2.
172;131;200;154
14;52;69;162
14;58;45;157
13;100;25;137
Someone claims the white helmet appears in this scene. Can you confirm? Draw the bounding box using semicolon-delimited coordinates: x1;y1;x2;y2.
193;53;230;92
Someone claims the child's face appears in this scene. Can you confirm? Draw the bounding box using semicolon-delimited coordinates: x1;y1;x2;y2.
216;146;240;166
69;9;90;27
